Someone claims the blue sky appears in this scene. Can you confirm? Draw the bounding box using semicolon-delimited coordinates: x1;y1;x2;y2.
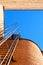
4;10;43;50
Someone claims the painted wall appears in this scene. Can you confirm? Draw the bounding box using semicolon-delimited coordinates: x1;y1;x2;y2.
4;10;43;50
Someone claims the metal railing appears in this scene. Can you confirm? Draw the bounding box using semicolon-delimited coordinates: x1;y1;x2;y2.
0;34;19;65
0;23;20;46
0;23;20;65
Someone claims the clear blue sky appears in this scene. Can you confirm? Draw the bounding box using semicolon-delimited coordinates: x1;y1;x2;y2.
4;10;43;50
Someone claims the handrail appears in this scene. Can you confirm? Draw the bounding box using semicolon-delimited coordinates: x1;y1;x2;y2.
0;23;18;34
7;38;19;65
0;25;20;46
0;34;19;65
0;25;17;37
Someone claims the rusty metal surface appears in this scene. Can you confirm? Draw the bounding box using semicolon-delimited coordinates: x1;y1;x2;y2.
0;35;19;65
0;39;14;65
10;39;43;65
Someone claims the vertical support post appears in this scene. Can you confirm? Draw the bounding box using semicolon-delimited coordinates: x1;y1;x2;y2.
0;5;4;37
